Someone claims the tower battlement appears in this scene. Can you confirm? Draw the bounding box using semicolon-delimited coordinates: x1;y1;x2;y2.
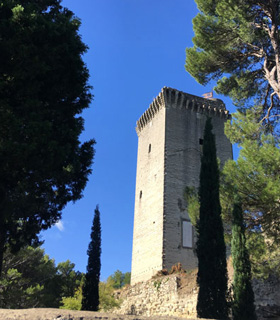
136;87;230;135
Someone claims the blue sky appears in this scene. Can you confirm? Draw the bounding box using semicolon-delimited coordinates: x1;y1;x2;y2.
41;0;237;281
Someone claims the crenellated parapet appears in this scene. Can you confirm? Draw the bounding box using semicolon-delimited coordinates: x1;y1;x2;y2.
136;87;230;135
135;89;165;136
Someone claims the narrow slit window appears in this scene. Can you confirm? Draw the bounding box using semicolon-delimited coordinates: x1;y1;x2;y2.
148;144;151;153
139;190;142;199
199;138;203;145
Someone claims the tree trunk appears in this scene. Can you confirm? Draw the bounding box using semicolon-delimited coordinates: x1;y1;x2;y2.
0;228;5;278
0;206;6;277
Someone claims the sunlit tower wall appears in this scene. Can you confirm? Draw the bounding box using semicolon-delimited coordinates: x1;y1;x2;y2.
131;87;232;285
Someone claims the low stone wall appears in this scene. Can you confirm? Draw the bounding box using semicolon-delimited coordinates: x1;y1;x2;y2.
1;275;279;320
253;275;280;319
112;271;280;319
113;272;198;319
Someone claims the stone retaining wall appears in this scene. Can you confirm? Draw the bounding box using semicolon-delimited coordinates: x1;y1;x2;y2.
113;273;198;319
1;274;279;320
112;272;280;319
253;275;280;319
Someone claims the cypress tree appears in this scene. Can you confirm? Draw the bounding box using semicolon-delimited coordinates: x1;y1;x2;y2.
82;205;101;311
231;201;257;320
196;118;229;319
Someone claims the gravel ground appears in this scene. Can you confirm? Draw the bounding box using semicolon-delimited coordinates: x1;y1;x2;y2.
0;309;213;320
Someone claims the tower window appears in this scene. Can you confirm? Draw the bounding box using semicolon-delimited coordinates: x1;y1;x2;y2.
148;144;151;153
139;190;142;199
182;220;193;248
199;138;203;145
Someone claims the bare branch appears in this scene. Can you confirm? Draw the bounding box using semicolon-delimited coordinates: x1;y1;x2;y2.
263;84;270;110
263;54;280;99
260;92;277;122
252;22;270;33
264;114;280;120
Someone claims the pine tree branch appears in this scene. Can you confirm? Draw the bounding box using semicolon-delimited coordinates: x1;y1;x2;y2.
261;92;276;122
263;84;271;110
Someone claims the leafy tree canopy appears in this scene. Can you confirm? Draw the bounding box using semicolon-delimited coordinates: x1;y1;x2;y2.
0;245;82;308
0;246;56;308
0;0;95;274
57;260;83;298
222;109;280;241
99;279;121;312
107;270;131;289
59;270;128;312
220;109;280;277
60;285;84;311
186;0;280;278
186;0;280;122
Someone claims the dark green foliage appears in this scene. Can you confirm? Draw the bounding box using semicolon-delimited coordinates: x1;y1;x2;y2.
107;270;131;289
0;0;95;275
57;260;83;299
123;271;131;287
185;0;280;279
231;201;257;320
185;0;280;123
0;246;57;308
221;110;280;277
184;186;200;230
82;205;101;311
196;118;229;319
0;245;82;308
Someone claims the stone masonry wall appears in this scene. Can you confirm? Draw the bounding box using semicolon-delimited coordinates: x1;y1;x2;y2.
113;272;280;320
113;273;198;319
253;275;280;319
131;104;166;284
131;87;232;285
163;94;232;272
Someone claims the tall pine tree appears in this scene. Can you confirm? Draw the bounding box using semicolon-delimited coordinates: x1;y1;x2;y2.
82;205;101;311
185;0;280;119
231;200;257;320
0;0;95;276
196;118;228;319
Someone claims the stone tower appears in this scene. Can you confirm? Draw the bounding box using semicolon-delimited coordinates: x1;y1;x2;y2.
131;87;232;285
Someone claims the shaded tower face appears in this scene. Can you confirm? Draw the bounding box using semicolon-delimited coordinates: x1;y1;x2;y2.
131;87;232;285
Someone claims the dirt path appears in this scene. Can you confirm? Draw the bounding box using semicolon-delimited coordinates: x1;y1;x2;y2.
0;308;209;320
